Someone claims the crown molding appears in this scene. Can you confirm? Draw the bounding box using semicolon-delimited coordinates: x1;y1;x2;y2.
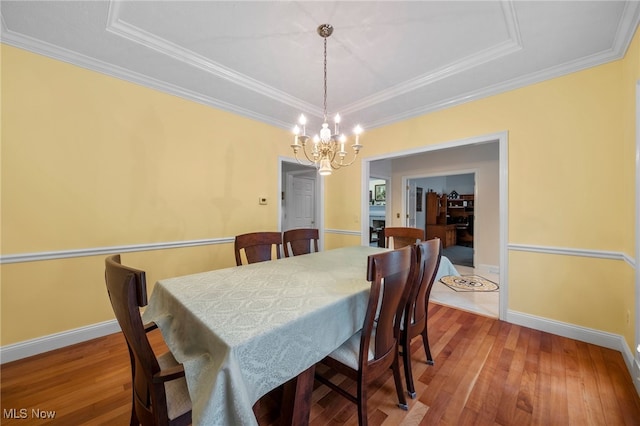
0;17;290;129
341;0;523;116
105;0;322;118
2;1;638;132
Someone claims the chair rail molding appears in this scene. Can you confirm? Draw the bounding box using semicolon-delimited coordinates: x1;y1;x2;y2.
0;237;234;264
508;243;636;268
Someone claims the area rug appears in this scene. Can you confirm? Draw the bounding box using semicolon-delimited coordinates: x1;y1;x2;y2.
440;275;499;292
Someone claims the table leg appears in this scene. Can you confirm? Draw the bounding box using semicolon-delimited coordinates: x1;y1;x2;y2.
280;365;315;426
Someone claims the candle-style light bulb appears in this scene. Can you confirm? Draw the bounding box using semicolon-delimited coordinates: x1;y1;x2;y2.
334;113;341;134
353;125;363;145
292;125;300;146
298;114;307;135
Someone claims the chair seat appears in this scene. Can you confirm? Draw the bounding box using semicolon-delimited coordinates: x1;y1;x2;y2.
327;330;375;369
158;352;192;421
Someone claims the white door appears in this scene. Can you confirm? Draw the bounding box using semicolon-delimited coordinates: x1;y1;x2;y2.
406;181;416;227
285;175;316;230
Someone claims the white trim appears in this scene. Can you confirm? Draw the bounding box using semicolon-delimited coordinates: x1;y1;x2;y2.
3;1;638;132
340;1;523;116
360;131;509;321
0;320;120;364
105;2;320;118
325;229;360;237
0;24;292;130
498;133;509;320
0;237;234;264
278;156;326;251
509;244;636;268
3;236;635;268
634;79;640;394
476;264;500;275
507;310;637;383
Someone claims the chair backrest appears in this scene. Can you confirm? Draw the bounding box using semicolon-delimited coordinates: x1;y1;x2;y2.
384;227;425;249
283;228;319;257
234;232;283;266
105;255;166;424
362;245;416;367
404;239;442;336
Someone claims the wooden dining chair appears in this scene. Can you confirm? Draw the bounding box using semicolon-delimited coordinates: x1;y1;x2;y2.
400;238;442;398
282;228;319;257
234;232;283;266
383;226;425;249
314;245;416;426
105;255;192;426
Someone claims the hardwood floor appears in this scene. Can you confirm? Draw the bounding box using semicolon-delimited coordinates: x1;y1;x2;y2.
2;303;639;425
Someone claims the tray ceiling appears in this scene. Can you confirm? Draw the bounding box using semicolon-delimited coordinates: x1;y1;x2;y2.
2;1;638;131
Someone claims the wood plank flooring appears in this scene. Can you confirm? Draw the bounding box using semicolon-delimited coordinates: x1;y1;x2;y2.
2;303;639;425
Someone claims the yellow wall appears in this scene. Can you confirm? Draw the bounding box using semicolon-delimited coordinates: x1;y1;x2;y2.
1;24;638;353
1;44;291;344
327;30;639;349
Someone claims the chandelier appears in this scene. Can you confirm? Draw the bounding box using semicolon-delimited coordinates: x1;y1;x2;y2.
290;24;363;176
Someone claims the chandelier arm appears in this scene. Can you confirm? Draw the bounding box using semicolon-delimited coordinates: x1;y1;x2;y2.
330;152;359;169
293;151;313;167
299;143;318;164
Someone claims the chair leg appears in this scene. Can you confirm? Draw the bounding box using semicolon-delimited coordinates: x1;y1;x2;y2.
422;328;434;365
357;383;368;426
129;404;138;426
392;355;409;410
401;341;417;399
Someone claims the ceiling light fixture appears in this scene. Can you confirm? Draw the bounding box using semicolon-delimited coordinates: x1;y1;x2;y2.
290;24;363;176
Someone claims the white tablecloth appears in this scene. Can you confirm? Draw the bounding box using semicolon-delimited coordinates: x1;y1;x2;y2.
142;246;387;425
142;247;460;425
435;255;460;282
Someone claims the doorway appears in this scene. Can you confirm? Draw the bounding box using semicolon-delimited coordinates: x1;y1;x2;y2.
368;177;387;246
279;159;324;248
361;132;508;320
407;172;476;267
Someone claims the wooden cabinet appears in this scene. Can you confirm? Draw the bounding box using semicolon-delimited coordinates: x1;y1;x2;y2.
425;193;473;248
445;194;474;247
446;194;474;222
426;224;457;248
425;191;440;225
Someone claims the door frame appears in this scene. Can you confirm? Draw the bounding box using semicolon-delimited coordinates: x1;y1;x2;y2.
279;157;325;250
405;170;478;266
634;80;640;393
360;131;508;320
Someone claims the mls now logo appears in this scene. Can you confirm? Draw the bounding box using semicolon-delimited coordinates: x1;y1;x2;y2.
3;408;27;419
3;408;56;419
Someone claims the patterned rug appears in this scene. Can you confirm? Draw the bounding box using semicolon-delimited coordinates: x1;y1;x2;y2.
440;275;499;292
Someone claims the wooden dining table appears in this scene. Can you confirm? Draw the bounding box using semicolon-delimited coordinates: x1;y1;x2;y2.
142;245;388;425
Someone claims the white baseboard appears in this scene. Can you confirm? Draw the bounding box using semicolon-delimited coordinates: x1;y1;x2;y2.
507;309;639;395
476;263;499;275
3;311;639;397
0;320;120;364
634;355;640;396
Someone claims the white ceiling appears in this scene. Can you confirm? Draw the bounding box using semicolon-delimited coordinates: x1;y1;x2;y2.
2;1;639;134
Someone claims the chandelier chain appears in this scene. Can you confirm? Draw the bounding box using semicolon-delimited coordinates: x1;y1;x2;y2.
323;36;328;123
